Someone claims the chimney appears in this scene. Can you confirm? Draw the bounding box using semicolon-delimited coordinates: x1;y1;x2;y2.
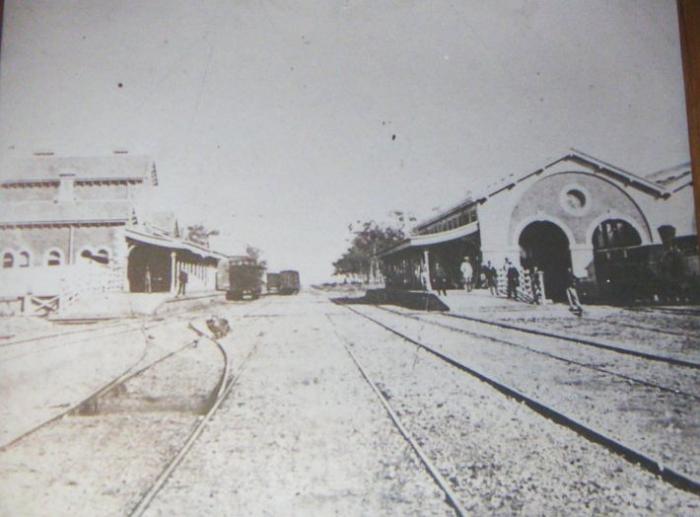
56;172;76;203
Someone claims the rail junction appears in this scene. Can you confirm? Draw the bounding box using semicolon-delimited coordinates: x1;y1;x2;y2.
0;290;699;515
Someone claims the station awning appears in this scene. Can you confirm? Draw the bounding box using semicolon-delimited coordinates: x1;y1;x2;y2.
378;221;479;258
125;227;228;260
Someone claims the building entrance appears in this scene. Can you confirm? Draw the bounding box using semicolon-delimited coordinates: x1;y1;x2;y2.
519;221;572;301
127;245;172;292
592;219;643;301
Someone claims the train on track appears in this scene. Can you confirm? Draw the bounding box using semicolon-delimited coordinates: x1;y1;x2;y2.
219;256;264;300
279;270;301;295
266;272;281;294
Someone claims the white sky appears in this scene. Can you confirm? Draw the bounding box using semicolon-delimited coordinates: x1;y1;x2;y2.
0;0;690;284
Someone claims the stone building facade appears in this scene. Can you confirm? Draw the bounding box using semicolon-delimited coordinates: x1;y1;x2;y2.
380;149;697;302
0;155;224;314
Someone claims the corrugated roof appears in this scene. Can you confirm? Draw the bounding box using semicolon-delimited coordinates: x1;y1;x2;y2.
0;200;134;225
0;155;157;185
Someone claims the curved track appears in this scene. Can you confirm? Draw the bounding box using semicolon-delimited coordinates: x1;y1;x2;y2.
337;302;700;497
128;324;260;516
0;320;198;452
128;299;273;516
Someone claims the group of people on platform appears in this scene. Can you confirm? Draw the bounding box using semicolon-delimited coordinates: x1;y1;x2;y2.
434;256;583;316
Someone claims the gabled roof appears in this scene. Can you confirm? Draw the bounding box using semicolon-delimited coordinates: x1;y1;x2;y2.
413;149;671;233
0;200;134;225
0;155;157;186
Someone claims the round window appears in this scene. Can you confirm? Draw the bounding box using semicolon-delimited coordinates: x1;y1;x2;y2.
560;186;590;216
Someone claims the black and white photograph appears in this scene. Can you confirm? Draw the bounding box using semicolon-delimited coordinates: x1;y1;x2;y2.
0;1;699;515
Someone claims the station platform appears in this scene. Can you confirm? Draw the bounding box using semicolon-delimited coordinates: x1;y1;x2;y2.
432;288;644;321
433;289;563;317
50;291;225;322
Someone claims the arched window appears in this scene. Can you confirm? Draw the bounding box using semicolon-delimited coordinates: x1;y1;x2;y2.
18;251;31;268
46;249;63;266
2;251;14;268
593;219;642;250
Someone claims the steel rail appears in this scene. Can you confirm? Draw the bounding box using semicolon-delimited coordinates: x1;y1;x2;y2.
330;320;466;517
578;315;700;340
338;303;700;497
128;298;273;516
0;321;197;451
436;310;700;369
128;324;260;517
0;298;227;349
376;306;700;402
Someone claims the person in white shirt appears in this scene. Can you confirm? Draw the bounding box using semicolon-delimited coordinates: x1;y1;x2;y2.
460;257;473;292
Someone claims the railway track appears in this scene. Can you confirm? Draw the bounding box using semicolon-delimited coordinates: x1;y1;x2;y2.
329;319;466;516
578;315;700;341
126;298;274;515
128;315;264;516
0;302;236;365
377;306;700;401
0;319;130;349
336;302;700;497
0;319;202;452
435;310;700;369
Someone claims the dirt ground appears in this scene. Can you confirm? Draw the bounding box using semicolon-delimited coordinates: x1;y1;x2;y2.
0;327;223;516
1;291;699;515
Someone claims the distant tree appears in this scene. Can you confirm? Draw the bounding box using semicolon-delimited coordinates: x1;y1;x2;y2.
246;245;267;271
186;224;219;247
333;211;412;282
245;245;267;284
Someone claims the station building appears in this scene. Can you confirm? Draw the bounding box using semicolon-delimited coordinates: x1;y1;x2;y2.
379;149;697;302
0;155;225;315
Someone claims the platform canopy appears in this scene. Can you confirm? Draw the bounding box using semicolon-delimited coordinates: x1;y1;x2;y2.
378;221;479;258
125;226;227;260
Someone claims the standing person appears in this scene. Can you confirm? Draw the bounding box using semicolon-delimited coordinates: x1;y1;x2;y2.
420;263;431;292
178;269;189;297
485;261;498;295
506;259;520;300
531;266;543;305
435;266;448;296
566;267;583;316
144;264;152;293
460;257;473;292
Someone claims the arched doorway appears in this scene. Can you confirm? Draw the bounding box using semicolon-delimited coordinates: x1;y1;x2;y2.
519;221;572;301
592;219;643;301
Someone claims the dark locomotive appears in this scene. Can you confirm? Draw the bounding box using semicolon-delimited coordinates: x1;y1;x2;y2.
223;256;264;300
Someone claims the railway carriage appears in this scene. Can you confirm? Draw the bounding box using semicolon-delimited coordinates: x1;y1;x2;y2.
266;272;281;294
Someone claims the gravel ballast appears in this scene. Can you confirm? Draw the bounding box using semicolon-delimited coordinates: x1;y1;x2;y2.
329;305;700;514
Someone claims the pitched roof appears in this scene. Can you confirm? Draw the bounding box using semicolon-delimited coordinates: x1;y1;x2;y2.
0;200;134;225
413;149;671;233
0;155;157;185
